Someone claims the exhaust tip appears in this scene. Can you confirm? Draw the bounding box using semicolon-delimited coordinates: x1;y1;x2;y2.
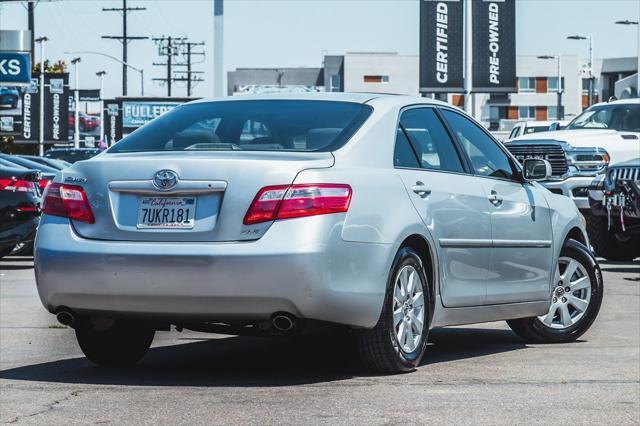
272;313;296;332
56;310;75;327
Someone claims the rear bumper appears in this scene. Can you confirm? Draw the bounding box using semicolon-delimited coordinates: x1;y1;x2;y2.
541;176;595;210
34;215;392;328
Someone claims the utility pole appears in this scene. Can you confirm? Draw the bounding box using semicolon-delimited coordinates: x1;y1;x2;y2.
152;36;186;97
176;41;205;96
101;0;147;96
28;1;35;61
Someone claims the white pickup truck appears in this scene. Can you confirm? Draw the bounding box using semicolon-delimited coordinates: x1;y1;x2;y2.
504;98;640;211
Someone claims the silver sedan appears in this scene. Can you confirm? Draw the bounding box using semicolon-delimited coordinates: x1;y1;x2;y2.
34;93;603;373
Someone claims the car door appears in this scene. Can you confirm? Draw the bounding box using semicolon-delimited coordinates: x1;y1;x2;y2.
394;107;492;307
440;109;554;305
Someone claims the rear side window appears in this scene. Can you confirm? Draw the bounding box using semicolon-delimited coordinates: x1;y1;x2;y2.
396;108;464;173
394;129;420;168
109;100;372;153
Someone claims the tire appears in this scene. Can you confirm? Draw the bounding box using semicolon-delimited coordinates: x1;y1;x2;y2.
507;239;603;343
355;246;431;374
75;320;155;367
0;245;15;259
586;214;638;261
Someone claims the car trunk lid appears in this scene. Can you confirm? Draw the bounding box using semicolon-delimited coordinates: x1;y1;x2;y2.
65;151;334;242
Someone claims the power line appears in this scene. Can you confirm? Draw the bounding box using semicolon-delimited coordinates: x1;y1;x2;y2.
101;0;148;96
152;37;205;97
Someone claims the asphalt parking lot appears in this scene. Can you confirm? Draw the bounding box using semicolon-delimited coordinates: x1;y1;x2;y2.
0;256;638;425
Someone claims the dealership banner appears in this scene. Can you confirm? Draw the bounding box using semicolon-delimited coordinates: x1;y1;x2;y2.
122;100;182;128
43;74;69;142
103;99;123;145
472;0;516;92
0;73;70;143
419;0;465;93
102;98;194;145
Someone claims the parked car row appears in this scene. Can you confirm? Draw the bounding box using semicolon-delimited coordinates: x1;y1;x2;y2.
0;153;73;258
506;98;640;261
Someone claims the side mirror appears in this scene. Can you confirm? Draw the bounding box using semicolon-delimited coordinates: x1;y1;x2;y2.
522;158;552;182
549;122;561;131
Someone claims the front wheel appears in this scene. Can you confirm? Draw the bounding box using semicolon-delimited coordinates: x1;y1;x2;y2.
356;246;431;374
75;320;155;367
507;239;603;343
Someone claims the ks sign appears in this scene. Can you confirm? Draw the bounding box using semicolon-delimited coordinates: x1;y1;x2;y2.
0;52;31;85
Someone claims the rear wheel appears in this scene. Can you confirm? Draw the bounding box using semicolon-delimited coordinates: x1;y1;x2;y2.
356;247;430;374
507;240;603;343
75;320;155;367
587;214;638;261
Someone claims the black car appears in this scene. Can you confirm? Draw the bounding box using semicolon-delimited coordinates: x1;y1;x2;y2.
0;154;57;192
0;166;41;259
18;155;71;170
588;159;640;261
44;148;101;164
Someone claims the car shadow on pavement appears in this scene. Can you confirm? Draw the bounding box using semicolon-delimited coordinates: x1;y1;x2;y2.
0;327;526;387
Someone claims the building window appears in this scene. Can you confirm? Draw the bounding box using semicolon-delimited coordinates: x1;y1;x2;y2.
548;106;558;120
330;74;341;92
548;77;565;93
518;77;535;92
363;75;389;83
518;106;536;119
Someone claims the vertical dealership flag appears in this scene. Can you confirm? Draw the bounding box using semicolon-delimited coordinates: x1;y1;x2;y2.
472;0;517;92
419;0;465;93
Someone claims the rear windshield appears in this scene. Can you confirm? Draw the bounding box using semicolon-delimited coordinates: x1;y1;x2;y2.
109;100;373;153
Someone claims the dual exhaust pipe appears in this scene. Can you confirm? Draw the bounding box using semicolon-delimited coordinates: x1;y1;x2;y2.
55;309;298;333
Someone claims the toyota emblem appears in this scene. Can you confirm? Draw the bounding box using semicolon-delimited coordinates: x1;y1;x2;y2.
153;169;178;190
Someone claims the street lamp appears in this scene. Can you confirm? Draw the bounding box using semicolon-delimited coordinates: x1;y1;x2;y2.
567;34;595;107
96;71;107;146
34;36;48;156
70;57;81;149
537;55;563;120
615;19;640;98
64;50;144;96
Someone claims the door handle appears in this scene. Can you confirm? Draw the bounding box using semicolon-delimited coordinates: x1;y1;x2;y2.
412;182;431;198
488;190;503;205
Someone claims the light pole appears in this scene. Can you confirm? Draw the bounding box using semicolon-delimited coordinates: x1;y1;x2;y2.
96;70;107;146
64;50;144;96
70;57;81;149
35;36;48;156
537;55;563;120
615;19;639;98
567;35;594;107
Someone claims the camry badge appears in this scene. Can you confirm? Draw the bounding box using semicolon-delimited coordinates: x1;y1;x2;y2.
153;169;178;190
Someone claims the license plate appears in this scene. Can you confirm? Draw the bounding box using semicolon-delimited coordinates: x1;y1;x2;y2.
137;197;196;229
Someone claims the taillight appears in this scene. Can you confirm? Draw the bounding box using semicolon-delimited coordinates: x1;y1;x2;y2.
15;203;39;212
243;183;352;225
38;179;50;192
42;183;95;224
0;178;37;193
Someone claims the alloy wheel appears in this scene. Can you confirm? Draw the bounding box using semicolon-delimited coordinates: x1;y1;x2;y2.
392;265;426;353
538;256;592;329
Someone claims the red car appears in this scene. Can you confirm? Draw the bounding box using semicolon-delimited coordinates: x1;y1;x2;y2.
69;112;100;132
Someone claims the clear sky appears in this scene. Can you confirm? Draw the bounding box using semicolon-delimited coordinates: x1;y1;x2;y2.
0;0;638;98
